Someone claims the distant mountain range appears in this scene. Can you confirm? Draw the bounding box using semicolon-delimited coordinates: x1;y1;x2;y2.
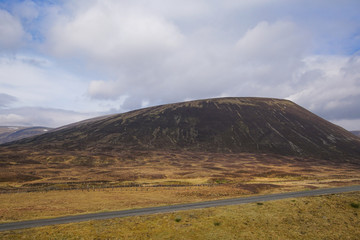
5;97;360;161
351;131;360;137
0;126;51;144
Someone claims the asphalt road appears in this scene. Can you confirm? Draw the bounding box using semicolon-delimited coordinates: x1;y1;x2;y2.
1;185;359;232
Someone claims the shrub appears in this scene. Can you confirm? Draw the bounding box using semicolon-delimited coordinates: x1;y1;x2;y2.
214;221;221;226
350;203;359;208
175;217;182;222
257;202;264;205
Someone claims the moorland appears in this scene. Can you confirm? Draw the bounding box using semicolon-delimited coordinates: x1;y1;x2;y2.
1;97;360;238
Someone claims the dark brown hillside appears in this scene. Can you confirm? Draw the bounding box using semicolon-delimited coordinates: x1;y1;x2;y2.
5;97;360;160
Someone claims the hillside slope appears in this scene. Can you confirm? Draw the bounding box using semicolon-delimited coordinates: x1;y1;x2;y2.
7;97;360;160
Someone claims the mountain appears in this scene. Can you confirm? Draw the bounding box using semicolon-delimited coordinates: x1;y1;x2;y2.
0;126;51;144
5;97;360;160
351;131;360;137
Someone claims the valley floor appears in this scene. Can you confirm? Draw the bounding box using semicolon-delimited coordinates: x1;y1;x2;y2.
1;151;359;238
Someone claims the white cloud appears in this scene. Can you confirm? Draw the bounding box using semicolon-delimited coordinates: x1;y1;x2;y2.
12;0;39;20
0;54;96;112
85;20;310;106
0;93;18;108
0;113;25;125
88;79;124;100
236;21;308;62
0;0;359;130
0;107;99;127
331;119;360;132
46;1;184;65
287;53;360;121
0;9;27;50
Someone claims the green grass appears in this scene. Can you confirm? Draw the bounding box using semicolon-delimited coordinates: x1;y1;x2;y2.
350;202;359;208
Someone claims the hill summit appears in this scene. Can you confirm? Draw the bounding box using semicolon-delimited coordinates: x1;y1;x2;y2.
9;97;360;160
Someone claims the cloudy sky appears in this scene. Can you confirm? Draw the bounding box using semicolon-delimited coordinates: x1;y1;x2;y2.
0;0;359;130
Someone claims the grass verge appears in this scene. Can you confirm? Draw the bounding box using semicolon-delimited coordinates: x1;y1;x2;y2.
1;191;359;239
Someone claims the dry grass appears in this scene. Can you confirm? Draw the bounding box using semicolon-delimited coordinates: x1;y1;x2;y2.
0;184;279;223
0;181;359;224
0;186;223;223
1;191;359;239
1;151;360;191
1;152;360;223
1;150;360;228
